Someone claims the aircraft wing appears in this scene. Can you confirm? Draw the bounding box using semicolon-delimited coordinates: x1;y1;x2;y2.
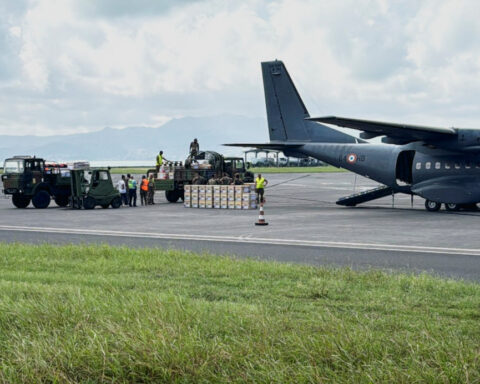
307;116;457;144
224;143;304;149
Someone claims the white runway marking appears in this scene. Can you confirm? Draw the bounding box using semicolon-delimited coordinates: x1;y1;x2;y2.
0;225;479;256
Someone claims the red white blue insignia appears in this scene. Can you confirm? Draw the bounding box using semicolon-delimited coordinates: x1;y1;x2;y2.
346;153;357;164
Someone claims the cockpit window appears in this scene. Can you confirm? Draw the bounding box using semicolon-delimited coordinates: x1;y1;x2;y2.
4;160;24;174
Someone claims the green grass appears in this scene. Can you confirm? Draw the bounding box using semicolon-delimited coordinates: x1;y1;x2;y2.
104;167;152;175
0;243;479;383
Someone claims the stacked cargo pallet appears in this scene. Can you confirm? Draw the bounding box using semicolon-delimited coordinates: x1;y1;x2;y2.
184;184;257;209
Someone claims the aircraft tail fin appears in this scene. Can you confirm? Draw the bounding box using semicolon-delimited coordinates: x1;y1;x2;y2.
262;60;356;143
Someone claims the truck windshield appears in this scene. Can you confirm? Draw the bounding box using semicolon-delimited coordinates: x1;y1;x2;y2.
4;160;24;174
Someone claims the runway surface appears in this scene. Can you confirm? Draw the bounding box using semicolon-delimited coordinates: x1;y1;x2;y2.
1;172;480;280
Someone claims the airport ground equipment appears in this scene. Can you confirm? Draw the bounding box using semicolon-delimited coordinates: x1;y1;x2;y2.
148;151;254;203
1;156;71;208
69;164;121;210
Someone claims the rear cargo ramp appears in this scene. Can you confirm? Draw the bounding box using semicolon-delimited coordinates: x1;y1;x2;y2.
336;186;394;206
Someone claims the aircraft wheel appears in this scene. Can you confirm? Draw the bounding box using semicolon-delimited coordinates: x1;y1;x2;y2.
55;196;69;207
83;196;96;210
111;197;122;209
12;194;31;208
32;190;51;209
445;203;459;211
425;200;441;212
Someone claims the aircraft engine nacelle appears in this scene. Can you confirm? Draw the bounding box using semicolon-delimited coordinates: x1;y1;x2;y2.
412;175;480;204
457;129;480;148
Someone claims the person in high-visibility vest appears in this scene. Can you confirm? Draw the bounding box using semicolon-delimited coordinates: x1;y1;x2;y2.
156;151;169;172
127;174;137;207
255;174;268;204
140;175;149;206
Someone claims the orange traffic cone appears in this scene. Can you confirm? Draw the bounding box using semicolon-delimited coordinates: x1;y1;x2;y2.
255;204;269;226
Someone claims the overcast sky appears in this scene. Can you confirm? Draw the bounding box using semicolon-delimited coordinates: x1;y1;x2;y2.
2;0;480;136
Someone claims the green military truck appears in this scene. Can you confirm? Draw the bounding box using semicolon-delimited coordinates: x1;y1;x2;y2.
148;151;254;203
1;156;71;208
70;166;121;209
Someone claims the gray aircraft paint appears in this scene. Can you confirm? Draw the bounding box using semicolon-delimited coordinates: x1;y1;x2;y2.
226;60;480;208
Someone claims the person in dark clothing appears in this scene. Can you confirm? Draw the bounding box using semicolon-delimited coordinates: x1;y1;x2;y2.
147;174;155;205
190;138;199;157
127;174;137;207
231;173;243;185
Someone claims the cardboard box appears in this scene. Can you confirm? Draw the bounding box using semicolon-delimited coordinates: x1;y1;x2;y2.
199;185;206;193
213;185;221;192
228;201;235;209
242;194;250;201
192;202;199;208
191;185;199;192
199;202;206;209
214;203;221;209
205;185;213;193
206;195;213;201
213;195;221;202
235;201;243;209
184;185;192;192
220;185;227;193
234;186;243;194
242;184;253;193
205;201;213;208
184;201;192;208
227;196;235;202
221;202;228;209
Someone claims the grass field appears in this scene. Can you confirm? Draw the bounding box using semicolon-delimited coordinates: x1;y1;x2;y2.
0;243;479;383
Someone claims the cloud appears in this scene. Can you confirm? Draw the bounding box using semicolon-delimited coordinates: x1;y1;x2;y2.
1;0;480;137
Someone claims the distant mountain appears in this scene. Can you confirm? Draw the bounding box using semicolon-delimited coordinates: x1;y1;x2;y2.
0;115;268;163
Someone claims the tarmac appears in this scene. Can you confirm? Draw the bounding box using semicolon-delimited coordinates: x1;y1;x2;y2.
1;172;480;281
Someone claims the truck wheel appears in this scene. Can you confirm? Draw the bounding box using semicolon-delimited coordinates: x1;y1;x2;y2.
55;196;69;207
425;200;441;212
111;197;122;209
12;194;30;208
32;190;51;209
83;196;96;210
165;190;180;203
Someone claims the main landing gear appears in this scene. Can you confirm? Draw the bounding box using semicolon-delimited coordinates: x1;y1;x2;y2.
424;200;479;212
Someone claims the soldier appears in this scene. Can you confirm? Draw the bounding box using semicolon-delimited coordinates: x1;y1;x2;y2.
192;172;206;185
231;173;243;185
220;173;232;185
147;174;155;205
207;176;218;185
189;138;199;157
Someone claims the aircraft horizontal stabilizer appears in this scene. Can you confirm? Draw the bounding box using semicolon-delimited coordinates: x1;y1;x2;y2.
308;116;457;144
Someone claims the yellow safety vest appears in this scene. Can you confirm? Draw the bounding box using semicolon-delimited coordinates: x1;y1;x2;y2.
156;154;163;166
256;177;265;189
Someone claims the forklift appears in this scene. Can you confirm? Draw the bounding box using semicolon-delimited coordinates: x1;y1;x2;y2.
69;164;122;209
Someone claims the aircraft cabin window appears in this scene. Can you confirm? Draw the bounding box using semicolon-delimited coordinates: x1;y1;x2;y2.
476;163;480;169
426;162;431;170
465;163;471;169
435;162;441;169
415;162;421;170
445;163;451;169
455;163;461;169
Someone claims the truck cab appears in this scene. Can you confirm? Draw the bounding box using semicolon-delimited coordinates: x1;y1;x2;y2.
2;156;72;208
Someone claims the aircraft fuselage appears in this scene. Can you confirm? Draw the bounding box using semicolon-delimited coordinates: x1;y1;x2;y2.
300;142;480;204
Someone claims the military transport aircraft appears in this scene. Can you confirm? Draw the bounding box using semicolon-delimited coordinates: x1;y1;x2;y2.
226;60;480;211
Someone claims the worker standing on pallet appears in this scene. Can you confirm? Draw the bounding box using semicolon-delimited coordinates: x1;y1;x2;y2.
156;151;169;173
189;138;199;157
255;174;268;204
